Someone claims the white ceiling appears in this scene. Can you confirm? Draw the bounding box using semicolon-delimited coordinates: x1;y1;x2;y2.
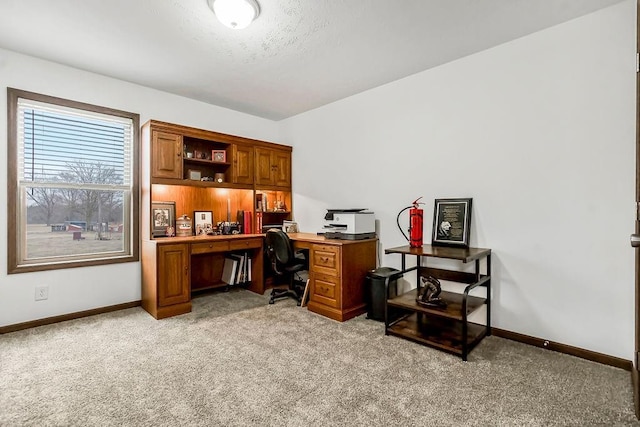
0;0;626;120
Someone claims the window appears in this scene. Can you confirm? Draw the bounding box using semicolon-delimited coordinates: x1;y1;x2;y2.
7;88;139;273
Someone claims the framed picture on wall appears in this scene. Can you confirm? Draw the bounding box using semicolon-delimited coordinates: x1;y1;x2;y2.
194;210;214;235
151;201;176;238
431;198;472;247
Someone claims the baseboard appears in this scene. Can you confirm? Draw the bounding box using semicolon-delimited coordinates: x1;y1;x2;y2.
492;327;632;371
0;301;141;334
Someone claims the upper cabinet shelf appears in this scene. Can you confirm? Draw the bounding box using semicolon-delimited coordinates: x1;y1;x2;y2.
142;120;291;189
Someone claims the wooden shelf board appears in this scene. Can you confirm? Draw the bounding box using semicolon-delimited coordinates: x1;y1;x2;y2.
150;178;252;190
387;290;486;320
191;281;228;293
384;244;491;263
184;158;231;167
386;313;486;355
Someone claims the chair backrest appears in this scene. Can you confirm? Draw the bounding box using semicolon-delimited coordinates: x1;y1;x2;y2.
265;228;295;272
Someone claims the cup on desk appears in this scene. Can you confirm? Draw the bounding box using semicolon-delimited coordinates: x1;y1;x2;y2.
186;152;193;158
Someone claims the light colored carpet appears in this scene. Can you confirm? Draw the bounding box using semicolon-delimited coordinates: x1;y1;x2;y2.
0;289;638;426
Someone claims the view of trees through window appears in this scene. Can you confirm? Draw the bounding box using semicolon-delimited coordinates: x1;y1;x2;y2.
13;95;136;264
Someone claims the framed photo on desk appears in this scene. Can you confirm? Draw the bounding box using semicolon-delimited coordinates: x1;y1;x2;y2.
194;210;213;235
151;201;175;238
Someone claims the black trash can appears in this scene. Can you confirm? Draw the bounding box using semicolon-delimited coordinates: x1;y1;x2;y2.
366;267;403;321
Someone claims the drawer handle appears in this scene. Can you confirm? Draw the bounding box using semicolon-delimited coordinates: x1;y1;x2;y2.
320;257;329;263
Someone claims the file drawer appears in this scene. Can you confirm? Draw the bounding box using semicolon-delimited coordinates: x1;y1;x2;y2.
312;244;340;277
311;274;339;308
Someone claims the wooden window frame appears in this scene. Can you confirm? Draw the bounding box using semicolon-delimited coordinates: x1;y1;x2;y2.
7;88;140;273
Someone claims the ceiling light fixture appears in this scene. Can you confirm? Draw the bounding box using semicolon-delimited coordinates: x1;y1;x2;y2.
208;0;260;30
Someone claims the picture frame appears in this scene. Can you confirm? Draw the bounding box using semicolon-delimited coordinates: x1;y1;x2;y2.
282;220;298;233
187;169;201;181
151;201;176;238
212;150;226;163
431;198;472;247
193;210;214;235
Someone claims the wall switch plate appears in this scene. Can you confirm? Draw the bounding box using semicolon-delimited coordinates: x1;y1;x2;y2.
35;285;49;301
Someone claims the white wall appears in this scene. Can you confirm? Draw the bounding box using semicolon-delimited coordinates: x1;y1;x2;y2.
0;2;635;362
281;1;636;360
0;48;279;328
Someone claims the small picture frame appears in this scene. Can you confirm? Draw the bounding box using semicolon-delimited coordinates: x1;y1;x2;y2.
193;210;214;235
212;150;226;163
188;169;202;181
282;220;298;233
432;198;472;247
151;201;176;238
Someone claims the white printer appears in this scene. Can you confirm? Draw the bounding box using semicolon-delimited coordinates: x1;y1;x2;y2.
320;209;376;240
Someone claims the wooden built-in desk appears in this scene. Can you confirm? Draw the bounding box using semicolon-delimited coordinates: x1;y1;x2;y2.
288;233;377;322
141;234;264;319
141;232;377;322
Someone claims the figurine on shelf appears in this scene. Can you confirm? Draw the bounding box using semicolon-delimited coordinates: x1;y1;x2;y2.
416;276;447;308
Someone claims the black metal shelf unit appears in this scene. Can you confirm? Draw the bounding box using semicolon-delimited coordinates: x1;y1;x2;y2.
383;244;492;361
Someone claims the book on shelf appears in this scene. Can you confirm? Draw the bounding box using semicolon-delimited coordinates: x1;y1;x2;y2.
235;253;245;284
222;256;238;285
244;210;252;234
220;252;252;286
256;212;263;234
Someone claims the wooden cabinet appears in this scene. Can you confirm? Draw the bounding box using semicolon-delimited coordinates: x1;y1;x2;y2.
158;243;190;306
232;144;254;185
142;240;191;319
141;120;290;319
384;245;492;361
291;234;377;322
142;235;266;319
152;131;182;179
272;149;291;187
142;120;293;237
255;147;291;187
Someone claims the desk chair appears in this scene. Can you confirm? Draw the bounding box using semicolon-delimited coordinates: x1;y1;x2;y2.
265;228;309;305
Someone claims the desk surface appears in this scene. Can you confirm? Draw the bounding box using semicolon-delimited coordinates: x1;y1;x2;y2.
150;233;264;244
150;232;377;246
385;244;490;263
287;232;377;245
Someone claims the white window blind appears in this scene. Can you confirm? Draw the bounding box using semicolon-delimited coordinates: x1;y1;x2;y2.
17;99;133;188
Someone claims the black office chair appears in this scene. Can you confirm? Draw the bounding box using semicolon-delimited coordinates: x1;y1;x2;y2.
264;228;309;305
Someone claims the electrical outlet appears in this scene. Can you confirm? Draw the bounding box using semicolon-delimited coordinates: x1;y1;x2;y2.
35;285;49;301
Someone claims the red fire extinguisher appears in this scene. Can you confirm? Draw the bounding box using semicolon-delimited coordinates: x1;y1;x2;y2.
397;197;425;248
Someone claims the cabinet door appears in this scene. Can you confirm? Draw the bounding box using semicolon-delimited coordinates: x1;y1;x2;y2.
232;144;254;185
158;243;190;306
273;150;291;187
152;131;183;179
255;147;274;186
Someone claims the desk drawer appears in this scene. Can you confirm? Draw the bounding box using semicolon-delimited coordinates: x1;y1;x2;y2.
311;274;339;308
229;238;263;251
312;244;340;277
191;241;230;254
